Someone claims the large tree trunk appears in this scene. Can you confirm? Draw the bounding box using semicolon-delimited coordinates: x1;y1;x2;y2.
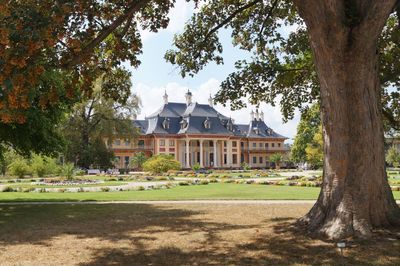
294;0;400;239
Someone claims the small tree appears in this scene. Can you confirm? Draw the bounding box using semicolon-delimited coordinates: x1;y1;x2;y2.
8;158;31;178
142;155;181;174
241;162;251;171
386;146;400;168
305;126;324;169
31;155;47;178
130;152;147;170
61;163;75;180
192;163;201;172
270;153;283;170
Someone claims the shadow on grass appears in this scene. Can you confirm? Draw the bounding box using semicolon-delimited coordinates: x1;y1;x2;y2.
0;204;399;265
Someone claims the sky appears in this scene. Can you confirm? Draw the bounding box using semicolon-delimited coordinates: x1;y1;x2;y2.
127;0;300;142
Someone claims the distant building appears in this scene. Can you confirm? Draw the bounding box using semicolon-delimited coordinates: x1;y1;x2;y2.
107;90;287;169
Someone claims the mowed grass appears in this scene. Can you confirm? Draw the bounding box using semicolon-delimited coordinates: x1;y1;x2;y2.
0;183;399;202
0;203;398;265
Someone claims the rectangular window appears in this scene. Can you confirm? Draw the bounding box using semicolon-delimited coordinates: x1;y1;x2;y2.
224;141;227;147
252;142;256;148
125;139;130;146
240;142;244;147
224;154;227;164
232;154;238;164
252;156;257;164
259;157;263;164
278;143;281;147
114;139;121;146
138;140;145;147
124;156;130;167
169;140;175;146
259;143;263;148
265;143;269;148
159;139;165;146
272;143;275;148
232;141;237;147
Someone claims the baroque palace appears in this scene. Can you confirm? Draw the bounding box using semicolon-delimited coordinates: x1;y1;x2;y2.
108;91;287;169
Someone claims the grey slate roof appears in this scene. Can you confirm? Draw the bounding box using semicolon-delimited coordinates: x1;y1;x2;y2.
134;101;286;139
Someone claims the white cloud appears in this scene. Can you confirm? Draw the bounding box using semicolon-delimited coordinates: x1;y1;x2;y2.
133;78;299;142
139;0;191;42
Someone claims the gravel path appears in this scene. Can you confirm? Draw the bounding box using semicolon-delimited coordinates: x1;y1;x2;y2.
0;200;399;205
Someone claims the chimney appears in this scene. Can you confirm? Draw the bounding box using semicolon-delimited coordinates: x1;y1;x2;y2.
250;110;255;121
255;109;260;121
185;89;192;105
163;90;168;104
260;111;264;121
208;94;213;107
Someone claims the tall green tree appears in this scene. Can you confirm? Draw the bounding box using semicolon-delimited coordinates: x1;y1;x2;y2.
166;1;400;239
305;126;323;169
386;146;400;168
291;103;321;163
62;70;140;169
0;0;171;154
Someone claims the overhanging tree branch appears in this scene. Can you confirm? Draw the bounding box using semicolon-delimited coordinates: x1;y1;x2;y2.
203;0;263;41
62;0;151;69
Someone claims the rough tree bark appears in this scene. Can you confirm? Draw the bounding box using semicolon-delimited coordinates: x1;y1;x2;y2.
293;0;400;239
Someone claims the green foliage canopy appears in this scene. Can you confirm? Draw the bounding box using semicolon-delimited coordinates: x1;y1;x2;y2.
165;1;400;128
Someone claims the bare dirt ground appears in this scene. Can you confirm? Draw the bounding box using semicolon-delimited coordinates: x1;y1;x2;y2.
0;203;399;265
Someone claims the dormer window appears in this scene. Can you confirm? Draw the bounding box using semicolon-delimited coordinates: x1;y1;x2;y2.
162;118;170;129
253;127;260;135
204;117;211;129
180;119;188;130
227;119;234;131
266;128;273;135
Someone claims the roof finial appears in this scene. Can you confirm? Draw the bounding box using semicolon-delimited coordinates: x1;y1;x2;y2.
185;89;192;105
255;109;260;121
250;110;255;121
163;89;168;104
208;94;213;107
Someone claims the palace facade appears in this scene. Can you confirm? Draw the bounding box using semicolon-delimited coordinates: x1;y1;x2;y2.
107;91;287;169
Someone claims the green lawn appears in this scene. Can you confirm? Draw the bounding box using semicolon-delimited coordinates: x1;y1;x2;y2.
0;183;399;202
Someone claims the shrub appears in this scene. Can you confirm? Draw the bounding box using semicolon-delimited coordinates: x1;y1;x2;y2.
101;187;110;192
23;187;35;193
192;163;201;171
241;162;251;171
38;188;47;193
178;181;190;186
8;158;31;178
200;180;209;185
209;178;218;183
61;163;75;180
77;187;85;192
2;186;15;192
137;186;145;191
142;155;181;174
245;180;255;184
58;188;66;193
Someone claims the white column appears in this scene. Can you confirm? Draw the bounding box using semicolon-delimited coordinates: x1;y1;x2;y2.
227;140;232;166
213;140;218;168
199;139;204;168
185;139;190;168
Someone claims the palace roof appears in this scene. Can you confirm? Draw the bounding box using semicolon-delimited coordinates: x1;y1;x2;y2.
133;92;286;139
